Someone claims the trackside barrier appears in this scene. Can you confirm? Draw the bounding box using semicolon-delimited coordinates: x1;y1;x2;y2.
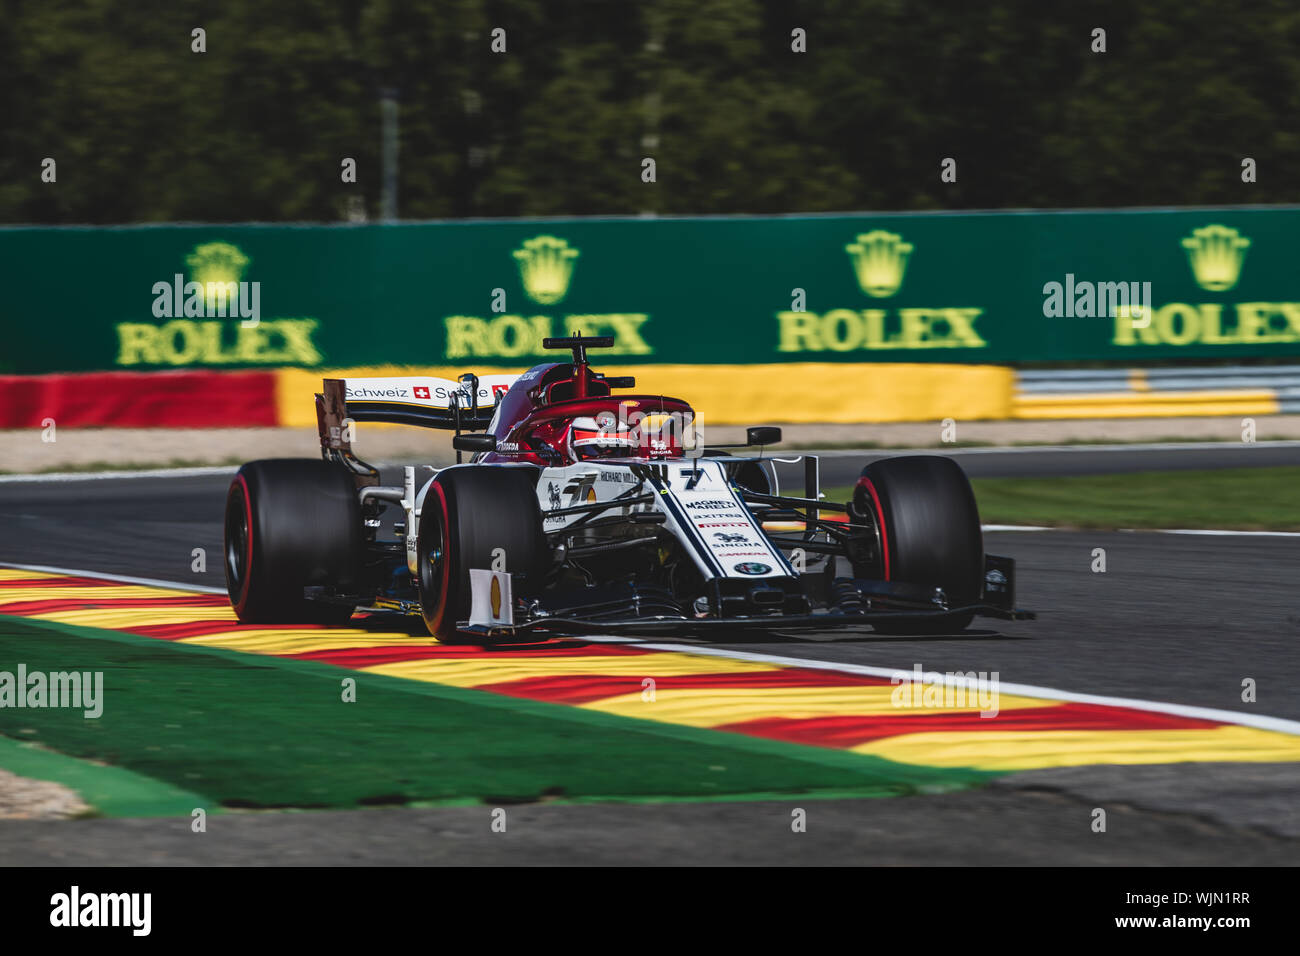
1013;364;1300;418
0;371;279;429
0;363;1014;429
7;206;1300;375
3;364;1296;430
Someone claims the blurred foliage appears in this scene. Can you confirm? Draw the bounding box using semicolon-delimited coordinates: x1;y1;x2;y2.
3;0;1299;223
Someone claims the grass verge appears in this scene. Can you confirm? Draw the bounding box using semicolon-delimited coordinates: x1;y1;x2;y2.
824;466;1300;530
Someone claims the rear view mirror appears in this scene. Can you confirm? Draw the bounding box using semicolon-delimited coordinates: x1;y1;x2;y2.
458;373;480;410
746;426;782;446
452;433;497;452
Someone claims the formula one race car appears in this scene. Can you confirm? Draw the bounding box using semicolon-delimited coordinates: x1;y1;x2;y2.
223;335;1031;640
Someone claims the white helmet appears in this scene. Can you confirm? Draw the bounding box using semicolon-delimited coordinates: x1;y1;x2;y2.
564;413;637;461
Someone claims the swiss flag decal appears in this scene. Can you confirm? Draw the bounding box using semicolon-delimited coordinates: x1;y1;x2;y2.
413;386;430;399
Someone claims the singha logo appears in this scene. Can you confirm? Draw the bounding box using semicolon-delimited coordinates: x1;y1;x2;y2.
845;230;912;298
1181;225;1250;292
713;532;748;543
513;235;579;305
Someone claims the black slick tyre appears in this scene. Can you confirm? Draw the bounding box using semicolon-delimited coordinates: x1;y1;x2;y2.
852;455;983;634
224;459;361;625
417;466;547;642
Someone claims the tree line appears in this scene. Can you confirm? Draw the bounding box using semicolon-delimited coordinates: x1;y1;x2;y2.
2;0;1298;223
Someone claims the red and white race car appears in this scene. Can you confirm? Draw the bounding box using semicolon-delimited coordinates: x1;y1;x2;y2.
223;335;1030;641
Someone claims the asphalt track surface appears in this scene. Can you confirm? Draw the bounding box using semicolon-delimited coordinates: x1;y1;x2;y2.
1;443;1298;864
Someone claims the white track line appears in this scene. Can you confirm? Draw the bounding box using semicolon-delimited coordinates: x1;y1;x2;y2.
981;525;1300;537
1155;528;1300;538
5;561;1298;738
809;440;1300;457
0;466;238;483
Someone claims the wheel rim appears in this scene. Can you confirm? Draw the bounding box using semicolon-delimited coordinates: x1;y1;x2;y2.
225;486;249;594
848;476;888;580
419;507;446;611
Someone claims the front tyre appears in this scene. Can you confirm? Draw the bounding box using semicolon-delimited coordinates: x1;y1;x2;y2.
224;459;361;625
850;455;983;633
417;466;548;641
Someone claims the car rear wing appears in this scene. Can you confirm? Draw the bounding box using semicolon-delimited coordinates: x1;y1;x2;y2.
316;373;519;454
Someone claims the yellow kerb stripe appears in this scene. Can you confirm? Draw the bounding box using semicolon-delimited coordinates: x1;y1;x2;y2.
0;569;68;581
363;652;779;689
581;686;1058;728
179;629;425;655
27;607;236;628
852;725;1300;771
0;585;200;605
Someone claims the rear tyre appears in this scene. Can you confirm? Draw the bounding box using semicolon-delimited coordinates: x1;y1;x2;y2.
850;456;983;634
224;459;361;625
417;467;548;642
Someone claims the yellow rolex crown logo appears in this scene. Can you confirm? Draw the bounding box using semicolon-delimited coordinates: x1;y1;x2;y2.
513;235;579;305
186;241;250;286
1181;224;1250;292
185;241;251;308
845;230;913;298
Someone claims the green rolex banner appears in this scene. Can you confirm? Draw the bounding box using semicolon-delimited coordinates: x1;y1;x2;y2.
1;206;1298;375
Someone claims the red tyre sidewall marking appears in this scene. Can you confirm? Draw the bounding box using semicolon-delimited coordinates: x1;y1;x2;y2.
232;473;254;616
427;481;452;632
856;476;890;581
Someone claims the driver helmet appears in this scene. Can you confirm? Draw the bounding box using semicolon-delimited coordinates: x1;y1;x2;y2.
565;412;638;461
